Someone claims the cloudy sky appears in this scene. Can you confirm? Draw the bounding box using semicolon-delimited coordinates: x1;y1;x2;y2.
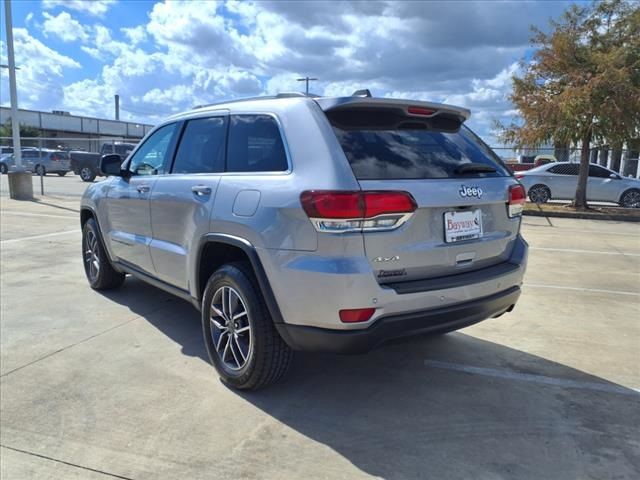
0;0;582;145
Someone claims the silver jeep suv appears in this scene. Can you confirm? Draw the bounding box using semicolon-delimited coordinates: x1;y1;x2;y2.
80;92;528;390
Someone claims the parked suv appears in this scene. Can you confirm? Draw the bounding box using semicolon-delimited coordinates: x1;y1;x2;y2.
24;149;71;176
80;92;528;390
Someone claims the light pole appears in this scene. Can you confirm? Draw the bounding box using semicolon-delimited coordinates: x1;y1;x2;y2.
296;77;318;95
3;0;33;199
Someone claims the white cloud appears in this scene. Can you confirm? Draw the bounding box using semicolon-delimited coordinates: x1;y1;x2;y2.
20;1;575;144
42;11;89;42
121;26;147;45
0;28;81;109
42;0;117;17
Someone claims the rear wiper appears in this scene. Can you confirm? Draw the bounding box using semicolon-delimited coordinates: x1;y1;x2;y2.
454;163;497;174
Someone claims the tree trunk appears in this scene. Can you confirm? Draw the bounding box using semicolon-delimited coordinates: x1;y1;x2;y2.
573;130;592;210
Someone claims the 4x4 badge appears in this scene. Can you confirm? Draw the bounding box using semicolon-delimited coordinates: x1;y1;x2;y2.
459;185;483;199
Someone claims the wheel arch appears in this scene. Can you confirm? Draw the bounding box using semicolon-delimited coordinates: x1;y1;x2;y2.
194;234;285;325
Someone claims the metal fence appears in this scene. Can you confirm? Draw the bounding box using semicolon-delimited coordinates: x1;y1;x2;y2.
0;136;141;154
491;147;640;178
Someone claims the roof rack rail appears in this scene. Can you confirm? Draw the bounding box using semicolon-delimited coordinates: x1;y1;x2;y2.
351;89;372;97
276;92;320;99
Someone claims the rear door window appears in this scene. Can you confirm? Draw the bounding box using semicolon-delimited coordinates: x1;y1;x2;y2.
549;164;579;175
588;165;611;178
331;124;510;180
226;115;288;172
172;116;227;174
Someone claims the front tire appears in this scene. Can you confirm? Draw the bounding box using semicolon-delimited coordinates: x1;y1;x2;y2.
619;189;640;208
57;171;67;177
35;165;46;176
80;166;97;182
82;218;125;290
528;184;551;204
202;262;292;390
0;163;7;174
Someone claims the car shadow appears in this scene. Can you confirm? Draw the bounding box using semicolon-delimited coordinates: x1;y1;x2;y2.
99;277;640;479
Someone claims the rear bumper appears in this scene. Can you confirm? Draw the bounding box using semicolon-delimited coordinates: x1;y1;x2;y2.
276;286;521;353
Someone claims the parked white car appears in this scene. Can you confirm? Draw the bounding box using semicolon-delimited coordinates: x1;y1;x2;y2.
516;162;640;208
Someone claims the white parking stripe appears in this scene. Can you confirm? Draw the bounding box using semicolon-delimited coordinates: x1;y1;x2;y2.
1;211;77;219
523;228;639;237
530;247;640;257
1;229;80;244
424;360;640;396
525;284;640;296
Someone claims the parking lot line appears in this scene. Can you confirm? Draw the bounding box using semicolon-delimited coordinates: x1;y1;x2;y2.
1;211;78;220
525;283;640;296
530;247;640;257
0;229;81;245
424;360;640;396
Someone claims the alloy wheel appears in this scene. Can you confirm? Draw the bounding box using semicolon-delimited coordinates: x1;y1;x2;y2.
529;186;549;203
210;286;252;371
622;190;640;208
81;167;93;181
83;230;100;281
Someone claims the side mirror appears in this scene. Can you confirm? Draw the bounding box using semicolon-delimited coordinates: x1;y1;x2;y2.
609;173;619;179
100;154;123;176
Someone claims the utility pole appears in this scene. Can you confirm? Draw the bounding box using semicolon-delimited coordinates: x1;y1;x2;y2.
115;94;120;120
4;0;33;199
296;76;318;95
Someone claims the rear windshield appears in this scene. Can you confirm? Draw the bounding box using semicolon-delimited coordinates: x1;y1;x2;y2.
332;124;510;180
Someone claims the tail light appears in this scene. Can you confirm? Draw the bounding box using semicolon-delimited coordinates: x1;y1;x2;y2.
300;190;417;233
508;184;526;218
339;308;376;323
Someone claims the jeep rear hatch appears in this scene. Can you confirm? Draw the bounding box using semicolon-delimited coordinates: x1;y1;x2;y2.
317;98;522;284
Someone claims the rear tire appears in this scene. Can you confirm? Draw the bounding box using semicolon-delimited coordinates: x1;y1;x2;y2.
35;165;46;176
80;166;97;182
57;171;67;177
528;184;551;204
202;262;292;390
82;218;125;290
0;163;7;174
619;189;640;208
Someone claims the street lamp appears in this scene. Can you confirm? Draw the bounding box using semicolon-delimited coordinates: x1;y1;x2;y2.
3;0;33;199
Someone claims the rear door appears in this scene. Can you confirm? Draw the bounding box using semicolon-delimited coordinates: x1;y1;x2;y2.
547;163;579;199
149;114;227;290
324;103;520;282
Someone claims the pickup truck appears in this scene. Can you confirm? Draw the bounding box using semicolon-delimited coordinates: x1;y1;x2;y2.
70;142;136;182
506;154;557;173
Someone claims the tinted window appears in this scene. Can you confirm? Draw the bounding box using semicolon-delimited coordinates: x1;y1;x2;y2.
588;165;611;178
548;164;579;175
332;125;510;180
227;115;288;172
128;123;178;176
23;150;39;158
172;117;227;174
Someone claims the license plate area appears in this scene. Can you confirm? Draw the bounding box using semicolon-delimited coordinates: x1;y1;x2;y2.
444;209;482;243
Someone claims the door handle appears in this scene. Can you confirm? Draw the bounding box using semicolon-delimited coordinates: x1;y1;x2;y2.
192;185;212;196
136;185;150;193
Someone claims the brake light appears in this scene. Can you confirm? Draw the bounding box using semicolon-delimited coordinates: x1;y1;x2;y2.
339;308;376;323
508;184;526;218
300;190;417;233
407;106;436;116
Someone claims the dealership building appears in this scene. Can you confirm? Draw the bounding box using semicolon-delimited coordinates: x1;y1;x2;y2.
0;107;154;152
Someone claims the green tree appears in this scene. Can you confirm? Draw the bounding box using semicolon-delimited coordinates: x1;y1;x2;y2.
0;119;41;146
499;0;640;209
